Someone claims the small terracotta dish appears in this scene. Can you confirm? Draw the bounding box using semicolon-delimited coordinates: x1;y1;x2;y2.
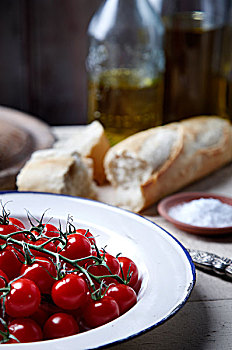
157;192;232;235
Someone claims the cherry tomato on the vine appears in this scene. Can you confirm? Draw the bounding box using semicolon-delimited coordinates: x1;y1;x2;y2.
100;252;120;275
87;264;117;286
0;246;24;280
31;301;62;327
8;217;25;230
29;238;56;259
118;257;139;290
87;252;120;286
52;273;88;310
8;318;42;343
58;233;92;265
0;269;8;295
82;295;120;329
105;284;137;314
43;312;79;340
20;257;56;294
0;218;25;244
43;223;60;239
5;278;41;318
76;228;96;246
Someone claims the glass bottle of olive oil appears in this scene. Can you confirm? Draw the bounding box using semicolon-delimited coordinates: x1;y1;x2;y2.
159;0;231;123
86;0;165;145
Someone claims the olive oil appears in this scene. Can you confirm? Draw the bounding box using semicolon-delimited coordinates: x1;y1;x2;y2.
163;12;227;123
88;69;164;145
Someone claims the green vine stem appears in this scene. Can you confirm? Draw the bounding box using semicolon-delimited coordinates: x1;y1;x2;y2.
0;230;125;292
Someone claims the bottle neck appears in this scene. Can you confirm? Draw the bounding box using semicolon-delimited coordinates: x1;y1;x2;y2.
106;0;150;18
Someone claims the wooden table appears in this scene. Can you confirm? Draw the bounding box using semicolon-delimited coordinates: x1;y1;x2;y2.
54;127;232;349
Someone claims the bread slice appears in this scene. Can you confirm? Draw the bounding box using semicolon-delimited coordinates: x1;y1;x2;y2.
104;116;232;212
54;121;110;185
16;149;96;198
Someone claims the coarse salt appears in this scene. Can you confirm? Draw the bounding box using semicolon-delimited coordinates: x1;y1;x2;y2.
168;198;232;228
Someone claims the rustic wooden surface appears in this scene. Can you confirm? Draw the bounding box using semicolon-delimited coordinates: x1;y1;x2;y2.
54;125;232;350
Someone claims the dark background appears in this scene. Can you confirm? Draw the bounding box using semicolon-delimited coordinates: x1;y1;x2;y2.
0;0;102;126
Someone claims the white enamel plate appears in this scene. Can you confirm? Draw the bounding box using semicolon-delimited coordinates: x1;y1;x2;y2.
0;191;195;349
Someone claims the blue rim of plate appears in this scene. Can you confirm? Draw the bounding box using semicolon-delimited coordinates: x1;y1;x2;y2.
0;190;196;349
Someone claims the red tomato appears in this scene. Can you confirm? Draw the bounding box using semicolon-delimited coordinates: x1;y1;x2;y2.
8;318;42;343
0;269;8;296
41;223;60;247
0;246;24;280
8;217;25;230
133;277;142;294
29;238;56;259
105;284;137;314
43;223;59;238
118;257;139;289
31;305;50;327
0;269;8;286
20;257;56;294
5;278;41;318
76;228;96;246
88;264;118;286
52;273;88;310
43;312;79;340
32;223;60;241
0;219;25;244
58;233;92;265
87;252;120;286
31;301;62;327
100;252;120;275
82;296;120;328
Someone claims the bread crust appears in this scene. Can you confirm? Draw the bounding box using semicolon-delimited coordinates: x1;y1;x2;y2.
104;116;232;212
16;150;96;198
86;130;110;185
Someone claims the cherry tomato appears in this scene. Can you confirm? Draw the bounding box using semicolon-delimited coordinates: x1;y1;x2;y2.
0;246;24;280
41;223;60;246
43;312;79;340
31;305;50;327
100;252;120;275
58;233;92;265
133;277;142;294
20;257;56;294
31;301;62;327
52;273;88;310
8;217;25;230
32;223;60;240
8;318;42;343
118;257;139;289
0;218;25;244
87;252;120;286
82;296;120;328
88;264;118;286
29;238;56;259
76;228;96;246
0;269;8;296
105;284;137;314
0;269;8;286
5;278;41;318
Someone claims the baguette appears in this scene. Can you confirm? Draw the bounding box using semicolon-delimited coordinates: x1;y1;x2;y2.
54;121;110;185
104;116;232;212
16;149;96;198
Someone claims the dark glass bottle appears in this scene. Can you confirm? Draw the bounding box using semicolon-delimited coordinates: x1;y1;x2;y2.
160;0;231;123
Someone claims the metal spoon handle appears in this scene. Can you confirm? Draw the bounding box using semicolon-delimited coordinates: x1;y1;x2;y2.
187;249;232;279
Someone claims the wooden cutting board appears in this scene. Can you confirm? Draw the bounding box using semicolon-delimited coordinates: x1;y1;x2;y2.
0;106;54;190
